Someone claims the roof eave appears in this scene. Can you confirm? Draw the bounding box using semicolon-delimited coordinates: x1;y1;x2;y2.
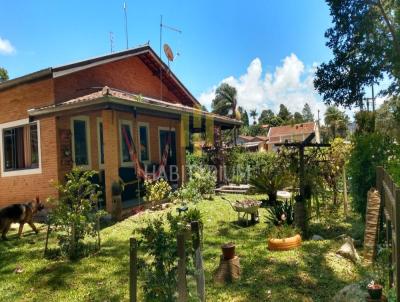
28;94;241;127
0;68;53;92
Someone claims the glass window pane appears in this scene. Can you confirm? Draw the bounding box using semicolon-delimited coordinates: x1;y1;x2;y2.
30;124;39;168
3;128;16;171
2;123;40;172
73;120;88;166
139;126;149;161
121;124;131;163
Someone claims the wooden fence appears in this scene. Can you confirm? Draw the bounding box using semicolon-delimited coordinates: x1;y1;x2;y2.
129;221;205;302
376;166;400;299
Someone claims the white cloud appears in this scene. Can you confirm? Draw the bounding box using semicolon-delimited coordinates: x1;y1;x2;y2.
198;54;326;120
0;37;15;55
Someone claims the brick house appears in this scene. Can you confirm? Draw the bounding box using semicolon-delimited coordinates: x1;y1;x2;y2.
267;122;320;151
0;44;240;212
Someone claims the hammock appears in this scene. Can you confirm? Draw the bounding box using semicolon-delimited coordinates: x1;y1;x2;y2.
121;125;171;180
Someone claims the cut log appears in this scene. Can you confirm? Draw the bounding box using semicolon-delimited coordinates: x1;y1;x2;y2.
214;255;241;284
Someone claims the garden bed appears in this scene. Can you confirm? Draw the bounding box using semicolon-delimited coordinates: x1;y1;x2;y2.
0;194;366;301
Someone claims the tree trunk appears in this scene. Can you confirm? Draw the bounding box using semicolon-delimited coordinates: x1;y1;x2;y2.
343;166;348;218
294;201;307;234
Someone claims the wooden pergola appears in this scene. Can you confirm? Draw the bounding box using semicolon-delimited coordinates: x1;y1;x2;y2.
275;133;330;232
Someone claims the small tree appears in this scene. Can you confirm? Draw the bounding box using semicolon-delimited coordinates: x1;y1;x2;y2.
49;169;105;259
0;67;9;82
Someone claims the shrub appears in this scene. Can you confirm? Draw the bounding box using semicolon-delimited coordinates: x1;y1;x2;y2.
225;147;276;184
186;151;207;167
249;152;292;203
187;166;216;198
267;224;300;239
266;201;294;226
137;214;194;301
348;133;396;219
170;181;202;204
48;169;105;260
144;178;171;202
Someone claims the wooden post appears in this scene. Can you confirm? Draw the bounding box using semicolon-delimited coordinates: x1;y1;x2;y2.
130;238;137;302
43;223;51;258
376;166;384;194
191;221;205;302
343;166;348;218
395;188;400;300
177;233;188;302
387;219;394;288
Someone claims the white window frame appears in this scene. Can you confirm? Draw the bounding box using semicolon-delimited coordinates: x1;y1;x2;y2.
119;119;134;167
137;122;151;164
71;116;91;170
97;117;104;169
0;118;42;177
158;126;176;162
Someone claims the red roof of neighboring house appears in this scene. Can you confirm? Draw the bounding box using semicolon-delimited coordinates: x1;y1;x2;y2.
238;135;257;142
255;135;268;141
268;122;315;143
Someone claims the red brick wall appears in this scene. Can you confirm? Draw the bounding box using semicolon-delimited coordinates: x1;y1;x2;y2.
0;117;59;207
0;54;189;209
0;78;54;123
0;79;60;208
54;56;181;104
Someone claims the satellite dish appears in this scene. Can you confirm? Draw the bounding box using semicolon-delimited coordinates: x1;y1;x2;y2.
163;43;174;62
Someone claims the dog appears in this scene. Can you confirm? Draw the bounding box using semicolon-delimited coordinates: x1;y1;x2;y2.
0;196;44;240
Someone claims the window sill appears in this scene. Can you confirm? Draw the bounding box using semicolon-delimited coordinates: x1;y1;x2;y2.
1;167;42;177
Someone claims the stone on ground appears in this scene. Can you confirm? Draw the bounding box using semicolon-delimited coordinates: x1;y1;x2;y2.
311;234;324;241
337;237;360;263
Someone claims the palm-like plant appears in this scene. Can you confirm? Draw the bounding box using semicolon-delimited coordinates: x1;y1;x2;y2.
250;109;258;125
250;171;289;204
324;106;349;138
211;83;238;119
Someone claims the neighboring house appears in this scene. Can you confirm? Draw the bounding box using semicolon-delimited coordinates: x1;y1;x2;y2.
0;44;240;211
237;135;268;152
267;122;320;151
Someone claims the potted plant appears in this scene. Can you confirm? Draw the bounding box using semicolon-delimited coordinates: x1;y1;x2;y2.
267;225;302;251
221;242;236;260
367;280;383;300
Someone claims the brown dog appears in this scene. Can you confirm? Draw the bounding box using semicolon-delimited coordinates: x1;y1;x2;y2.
0;197;44;240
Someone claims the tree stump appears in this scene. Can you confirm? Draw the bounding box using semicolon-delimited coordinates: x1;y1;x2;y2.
214;255;241;284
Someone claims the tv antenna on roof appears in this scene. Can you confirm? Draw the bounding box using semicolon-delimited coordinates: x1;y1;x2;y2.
123;2;129;49
109;32;114;53
159;15;182;101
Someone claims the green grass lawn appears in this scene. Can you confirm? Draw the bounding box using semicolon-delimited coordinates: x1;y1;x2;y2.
0;194;366;302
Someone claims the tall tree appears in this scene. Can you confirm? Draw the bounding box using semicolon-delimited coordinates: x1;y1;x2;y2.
238;106;249;126
249;109;258;125
211;83;238;118
293;112;304;124
314;0;400;108
278;104;292;123
0;67;9;82
302;103;314;122
324;106;349;138
258;109;274;125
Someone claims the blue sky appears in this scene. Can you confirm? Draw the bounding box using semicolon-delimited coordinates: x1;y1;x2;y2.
0;1;345;117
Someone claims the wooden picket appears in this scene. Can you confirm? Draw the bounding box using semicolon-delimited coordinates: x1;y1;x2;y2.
376;166;400;299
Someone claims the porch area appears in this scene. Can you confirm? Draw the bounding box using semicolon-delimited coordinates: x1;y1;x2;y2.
28;86;241;212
